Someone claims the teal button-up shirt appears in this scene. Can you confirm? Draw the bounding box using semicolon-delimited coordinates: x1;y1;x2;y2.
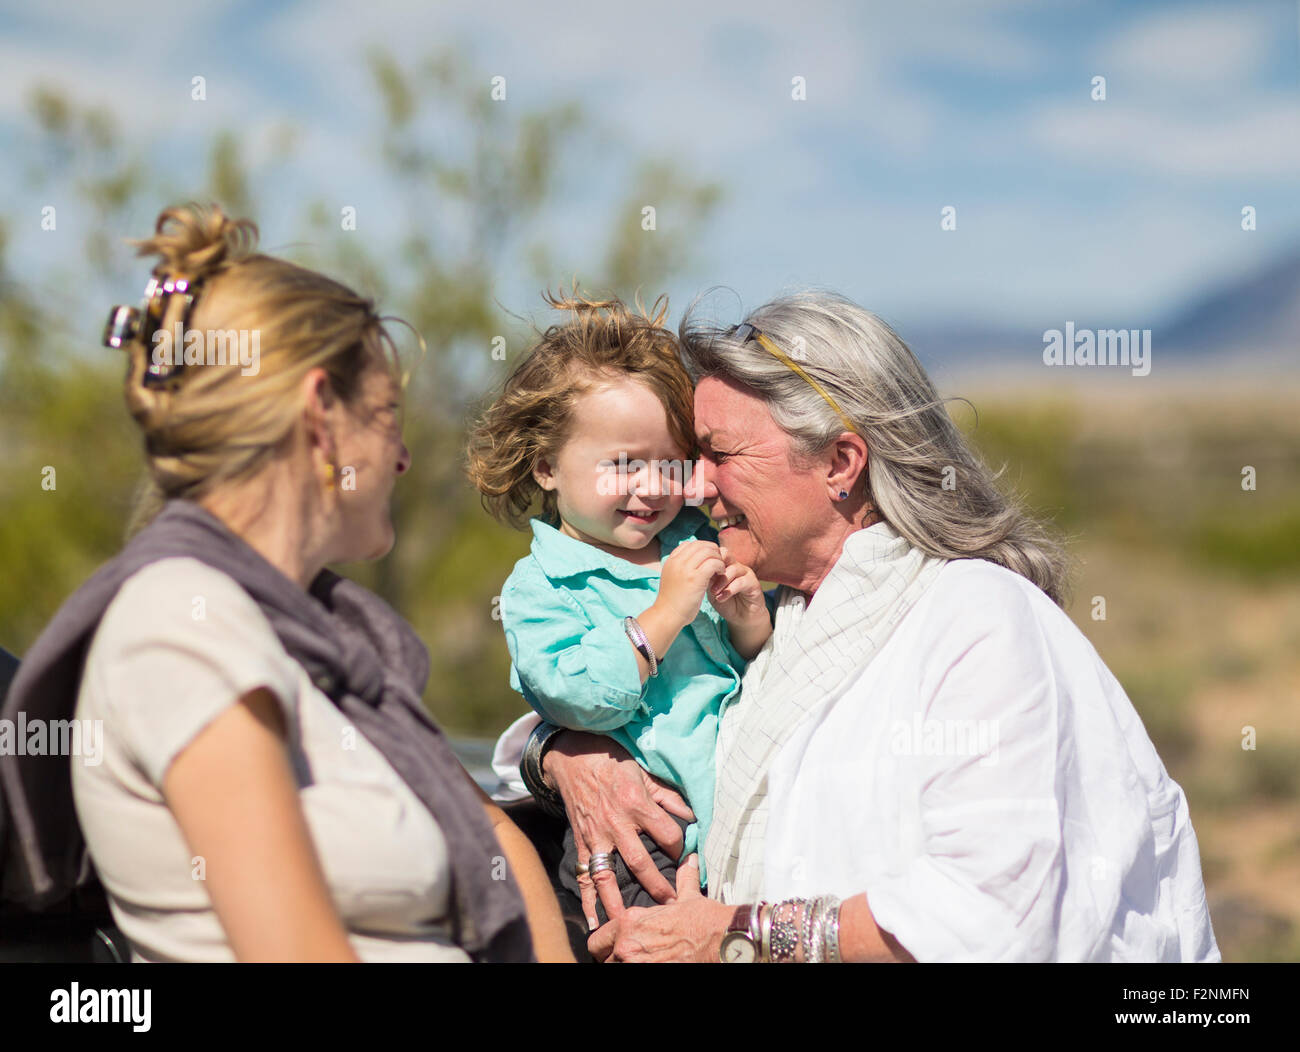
501;506;747;882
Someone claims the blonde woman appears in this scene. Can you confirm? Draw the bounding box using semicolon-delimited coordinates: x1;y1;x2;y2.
0;204;572;963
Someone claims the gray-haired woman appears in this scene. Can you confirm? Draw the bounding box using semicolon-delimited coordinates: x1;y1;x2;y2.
497;289;1220;963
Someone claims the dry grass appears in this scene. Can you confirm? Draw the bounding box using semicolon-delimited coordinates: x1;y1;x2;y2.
955;376;1300;961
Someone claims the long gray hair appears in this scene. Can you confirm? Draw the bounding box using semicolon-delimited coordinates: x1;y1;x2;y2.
678;290;1071;606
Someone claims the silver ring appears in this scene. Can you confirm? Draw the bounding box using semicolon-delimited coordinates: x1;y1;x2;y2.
588;852;616;876
575;862;590;877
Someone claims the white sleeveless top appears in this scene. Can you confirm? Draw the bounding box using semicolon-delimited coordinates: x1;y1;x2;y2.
70;557;470;963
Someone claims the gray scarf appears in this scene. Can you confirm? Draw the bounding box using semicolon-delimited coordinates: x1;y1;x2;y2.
0;499;533;962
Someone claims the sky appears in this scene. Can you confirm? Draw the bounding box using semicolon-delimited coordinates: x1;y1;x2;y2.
0;0;1297;344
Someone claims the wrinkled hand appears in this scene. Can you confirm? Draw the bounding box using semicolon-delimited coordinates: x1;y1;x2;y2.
543;731;695;929
588;857;732;962
706;545;767;629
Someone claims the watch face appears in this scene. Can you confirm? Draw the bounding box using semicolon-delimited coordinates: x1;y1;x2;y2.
719;931;757;963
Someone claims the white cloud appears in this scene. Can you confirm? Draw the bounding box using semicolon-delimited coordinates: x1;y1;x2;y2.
2;0;1296;341
895;14;1046;75
1028;94;1300;179
694;185;1268;332
0;38;268;126
1096;4;1280;91
253;0;946;161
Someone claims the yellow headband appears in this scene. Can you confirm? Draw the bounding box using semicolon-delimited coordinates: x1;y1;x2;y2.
737;326;861;437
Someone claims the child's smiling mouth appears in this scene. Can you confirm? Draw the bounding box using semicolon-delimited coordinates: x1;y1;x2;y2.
619;509;662;524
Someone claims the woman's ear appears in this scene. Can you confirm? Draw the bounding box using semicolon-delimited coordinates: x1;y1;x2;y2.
301;368;339;463
828;433;869;499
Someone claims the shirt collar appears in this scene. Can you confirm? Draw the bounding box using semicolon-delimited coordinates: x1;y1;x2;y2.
529;506;713;581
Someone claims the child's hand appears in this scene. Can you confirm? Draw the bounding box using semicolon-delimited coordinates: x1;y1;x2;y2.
656;540;726;627
706;547;769;629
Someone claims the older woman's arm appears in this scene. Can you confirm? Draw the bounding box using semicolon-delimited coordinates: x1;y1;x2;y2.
541;731;695;925
586;857;915;962
839;896;917;962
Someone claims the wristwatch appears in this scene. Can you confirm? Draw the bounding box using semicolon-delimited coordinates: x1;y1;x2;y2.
718;904;760;963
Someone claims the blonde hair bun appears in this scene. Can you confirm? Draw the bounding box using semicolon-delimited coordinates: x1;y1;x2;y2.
118;202;407;537
132;202;259;284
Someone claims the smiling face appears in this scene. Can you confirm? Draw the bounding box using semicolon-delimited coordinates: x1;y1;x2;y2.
533;375;689;557
685;374;845;590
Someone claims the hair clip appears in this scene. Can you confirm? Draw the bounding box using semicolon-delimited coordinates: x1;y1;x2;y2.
728;322;861;437
103;274;200;386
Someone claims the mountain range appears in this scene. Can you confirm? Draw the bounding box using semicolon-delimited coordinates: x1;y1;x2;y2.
900;250;1299;376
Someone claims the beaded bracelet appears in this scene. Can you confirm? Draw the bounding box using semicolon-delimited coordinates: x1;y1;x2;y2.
806;897;821;963
770;899;802;963
762;894;844;962
799;897;816;962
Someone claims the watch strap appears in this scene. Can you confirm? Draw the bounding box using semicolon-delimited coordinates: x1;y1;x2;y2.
726;905;752;935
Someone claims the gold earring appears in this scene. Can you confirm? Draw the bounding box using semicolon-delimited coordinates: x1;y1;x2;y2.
323;461;335;491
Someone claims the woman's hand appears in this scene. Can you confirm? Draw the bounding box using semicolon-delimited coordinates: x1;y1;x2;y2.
589;875;919;963
708;546;773;660
542;730;695;928
707;546;768;628
588;857;732;962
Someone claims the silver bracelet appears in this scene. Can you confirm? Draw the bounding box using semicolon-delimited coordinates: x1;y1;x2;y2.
806;897;823;963
623;616;659;677
809;896;834;963
748;901;765;948
825;898;843;963
810;895;843;963
519;719;568;819
799;897;815;963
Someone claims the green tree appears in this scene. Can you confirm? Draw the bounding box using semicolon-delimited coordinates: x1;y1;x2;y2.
0;47;723;736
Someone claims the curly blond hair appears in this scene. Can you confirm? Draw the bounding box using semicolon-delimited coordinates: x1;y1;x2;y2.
465;290;694;530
